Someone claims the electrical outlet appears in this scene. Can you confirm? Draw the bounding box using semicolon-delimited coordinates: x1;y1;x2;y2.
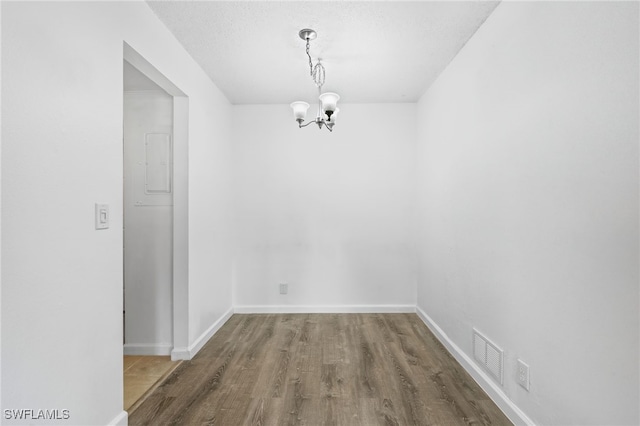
279;283;288;294
517;359;530;391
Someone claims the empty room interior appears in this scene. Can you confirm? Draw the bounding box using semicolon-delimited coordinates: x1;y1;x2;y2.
1;1;638;425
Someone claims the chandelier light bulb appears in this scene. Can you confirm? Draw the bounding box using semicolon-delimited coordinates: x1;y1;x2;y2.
328;107;340;123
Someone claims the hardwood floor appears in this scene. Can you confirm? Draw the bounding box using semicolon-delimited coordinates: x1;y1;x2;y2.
129;314;512;425
124;355;181;412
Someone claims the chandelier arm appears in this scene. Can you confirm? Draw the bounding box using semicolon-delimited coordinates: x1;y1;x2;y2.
298;120;317;128
318;119;333;132
298;119;332;132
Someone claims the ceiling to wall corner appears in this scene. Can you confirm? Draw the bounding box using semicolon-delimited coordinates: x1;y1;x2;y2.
145;1;500;104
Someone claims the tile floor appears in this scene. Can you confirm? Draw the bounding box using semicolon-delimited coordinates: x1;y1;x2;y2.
123;355;180;412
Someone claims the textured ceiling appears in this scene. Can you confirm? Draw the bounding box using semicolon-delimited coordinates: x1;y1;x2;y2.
146;1;500;104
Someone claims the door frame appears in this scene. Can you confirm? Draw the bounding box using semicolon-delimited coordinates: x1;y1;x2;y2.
124;43;189;359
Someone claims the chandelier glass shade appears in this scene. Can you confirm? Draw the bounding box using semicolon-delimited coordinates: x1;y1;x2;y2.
290;29;340;132
290;101;310;121
319;92;340;118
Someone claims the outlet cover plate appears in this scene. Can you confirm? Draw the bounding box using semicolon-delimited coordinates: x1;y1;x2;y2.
517;359;530;391
279;283;288;294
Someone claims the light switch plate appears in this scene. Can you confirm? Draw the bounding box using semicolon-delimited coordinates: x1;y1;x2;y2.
95;203;109;230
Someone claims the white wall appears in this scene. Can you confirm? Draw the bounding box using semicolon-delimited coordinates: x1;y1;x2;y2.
3;1;637;424
123;91;173;355
415;2;639;425
1;2;233;424
232;104;416;311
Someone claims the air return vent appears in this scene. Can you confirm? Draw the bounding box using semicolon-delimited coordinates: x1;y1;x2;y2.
473;329;504;385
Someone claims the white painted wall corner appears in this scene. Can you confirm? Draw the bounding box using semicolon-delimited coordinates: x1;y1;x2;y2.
171;307;234;360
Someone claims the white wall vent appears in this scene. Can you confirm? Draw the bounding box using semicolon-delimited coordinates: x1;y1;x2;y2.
473;329;504;385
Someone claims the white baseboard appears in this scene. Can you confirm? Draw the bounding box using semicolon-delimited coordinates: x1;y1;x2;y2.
415;306;535;426
123;343;172;356
171;307;234;360
233;304;416;314
107;410;127;426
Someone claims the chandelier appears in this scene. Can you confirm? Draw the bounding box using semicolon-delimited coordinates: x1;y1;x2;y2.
290;29;340;132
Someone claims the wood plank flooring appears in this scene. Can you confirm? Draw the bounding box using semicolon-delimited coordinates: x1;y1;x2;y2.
124;356;181;412
129;314;512;426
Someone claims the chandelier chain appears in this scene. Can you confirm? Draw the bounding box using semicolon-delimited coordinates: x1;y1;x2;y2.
305;37;325;89
306;39;313;77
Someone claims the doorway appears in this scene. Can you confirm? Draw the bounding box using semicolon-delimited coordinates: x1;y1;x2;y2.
122;44;190;411
123;62;174;354
122;43;189;360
